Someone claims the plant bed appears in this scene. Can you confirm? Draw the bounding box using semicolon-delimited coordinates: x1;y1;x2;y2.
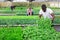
0;18;60;40
0;16;38;26
23;18;60;40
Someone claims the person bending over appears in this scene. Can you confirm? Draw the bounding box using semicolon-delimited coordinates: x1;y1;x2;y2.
27;7;34;16
39;4;55;22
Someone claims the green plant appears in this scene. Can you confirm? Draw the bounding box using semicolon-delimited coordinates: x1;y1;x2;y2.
0;27;23;40
0;16;38;26
23;18;60;40
0;7;60;15
0;16;59;26
0;18;60;40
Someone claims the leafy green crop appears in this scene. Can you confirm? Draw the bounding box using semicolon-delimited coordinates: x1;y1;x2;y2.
0;18;60;40
53;16;60;24
0;16;38;26
23;18;60;40
0;16;59;26
0;27;23;40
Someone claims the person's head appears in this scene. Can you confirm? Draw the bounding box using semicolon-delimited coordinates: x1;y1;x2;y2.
41;4;47;12
29;7;31;10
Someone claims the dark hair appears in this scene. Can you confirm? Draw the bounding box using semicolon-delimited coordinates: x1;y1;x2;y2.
41;4;47;12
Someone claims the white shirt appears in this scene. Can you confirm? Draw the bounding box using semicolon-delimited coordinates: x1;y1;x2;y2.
39;8;53;19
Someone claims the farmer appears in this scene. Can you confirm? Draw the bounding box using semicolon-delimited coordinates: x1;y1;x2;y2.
27;7;34;16
10;5;16;11
39;4;55;22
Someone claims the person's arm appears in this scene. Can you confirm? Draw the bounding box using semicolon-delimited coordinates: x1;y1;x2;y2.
39;14;42;18
50;13;55;21
49;8;55;21
39;10;42;18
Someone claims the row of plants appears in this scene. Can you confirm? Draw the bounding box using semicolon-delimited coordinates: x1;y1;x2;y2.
0;16;38;26
0;18;60;40
0;16;59;26
53;16;60;24
0;7;60;15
